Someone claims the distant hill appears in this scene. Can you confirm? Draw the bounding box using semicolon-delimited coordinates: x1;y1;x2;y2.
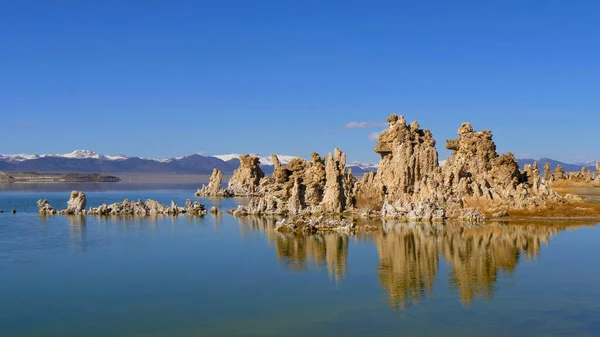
517;158;597;176
4;150;596;178
0;150;377;176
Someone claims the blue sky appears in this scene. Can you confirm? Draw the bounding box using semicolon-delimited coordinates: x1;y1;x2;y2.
1;1;599;163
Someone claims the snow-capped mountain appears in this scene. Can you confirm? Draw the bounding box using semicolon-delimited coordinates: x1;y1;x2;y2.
349;161;378;170
0;154;42;162
213;154;299;166
1;149;595;177
0;149;128;163
0;149;379;175
63;149;129;161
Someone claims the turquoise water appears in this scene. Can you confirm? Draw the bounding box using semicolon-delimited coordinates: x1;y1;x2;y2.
1;183;600;336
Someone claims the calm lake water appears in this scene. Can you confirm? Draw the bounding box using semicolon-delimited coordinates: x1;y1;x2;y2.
1;183;600;336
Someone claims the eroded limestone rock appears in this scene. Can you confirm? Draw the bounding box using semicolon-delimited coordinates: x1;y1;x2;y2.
37;199;56;215
36;192;207;216
321;148;350;213
545;163;599;186
274;216;377;234
355;114;569;220
227;155;265;196
66;191;87;214
195;169;232;197
227;114;580;222
228;151;353;216
543;162;552;182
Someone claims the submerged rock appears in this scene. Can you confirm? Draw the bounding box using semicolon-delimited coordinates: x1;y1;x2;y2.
273;216;376;234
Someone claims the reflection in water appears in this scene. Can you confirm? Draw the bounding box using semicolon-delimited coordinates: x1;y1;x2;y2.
438;222;580;306
236;216;595;309
65;214;215;254
68;216;87;253
209;212;224;229
237;216;350;282
64;213;593;310
276;233;349;283
374;222;441;310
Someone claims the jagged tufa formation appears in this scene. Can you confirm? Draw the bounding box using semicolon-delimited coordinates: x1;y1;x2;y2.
357;115;572;221
230;150;354;216
195;168;232;197
226;114;581;221
543;162;599;187
363;115;446;221
226;155;265;196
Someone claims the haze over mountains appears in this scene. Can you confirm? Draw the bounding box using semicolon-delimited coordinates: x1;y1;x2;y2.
0;150;595;176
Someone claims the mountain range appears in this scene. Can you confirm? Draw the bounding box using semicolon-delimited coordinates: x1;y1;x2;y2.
516;158;597;175
0;150;377;175
0;150;595;177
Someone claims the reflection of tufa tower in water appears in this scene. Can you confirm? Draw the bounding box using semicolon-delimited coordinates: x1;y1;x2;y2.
235;215;591;310
375;221;578;308
438;223;563;306
273;233;349;283
235;216;350;283
373;222;440;310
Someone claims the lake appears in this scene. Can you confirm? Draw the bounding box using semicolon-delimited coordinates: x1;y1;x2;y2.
1;183;599;336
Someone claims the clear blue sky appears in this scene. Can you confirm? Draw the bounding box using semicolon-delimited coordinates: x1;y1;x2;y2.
1;0;599;163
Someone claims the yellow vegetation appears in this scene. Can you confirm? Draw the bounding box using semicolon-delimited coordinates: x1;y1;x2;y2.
549;180;593;188
506;200;600;218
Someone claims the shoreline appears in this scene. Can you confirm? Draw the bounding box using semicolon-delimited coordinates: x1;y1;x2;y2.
0;172;120;183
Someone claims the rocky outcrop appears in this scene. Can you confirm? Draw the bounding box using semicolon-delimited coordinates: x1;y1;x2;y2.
37;191;208;216
545;163;599;186
227;114;581;222
355;114;569;221
195;169;232;197
227;155;265;196
38;191;86;215
229;150;355;216
274;216;377;234
361;115;445;221
37;199;56;215
375;116;439;203
543;162;552;182
321;149;350;213
66;191;87;214
553;165;567;181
